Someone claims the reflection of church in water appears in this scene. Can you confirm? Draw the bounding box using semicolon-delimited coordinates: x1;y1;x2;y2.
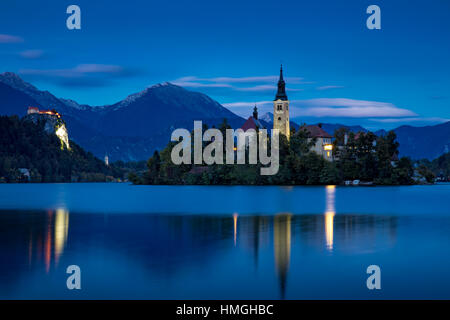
232;186;398;299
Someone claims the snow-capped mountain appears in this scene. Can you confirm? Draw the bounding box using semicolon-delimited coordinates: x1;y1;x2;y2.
260;112;273;123
0;72;73;112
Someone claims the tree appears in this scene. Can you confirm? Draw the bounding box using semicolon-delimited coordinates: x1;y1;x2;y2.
375;131;399;184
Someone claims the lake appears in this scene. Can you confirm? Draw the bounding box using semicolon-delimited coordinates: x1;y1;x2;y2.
0;183;449;299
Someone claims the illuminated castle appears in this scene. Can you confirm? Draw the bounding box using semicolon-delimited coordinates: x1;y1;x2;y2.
27;106;61;118
27;106;69;149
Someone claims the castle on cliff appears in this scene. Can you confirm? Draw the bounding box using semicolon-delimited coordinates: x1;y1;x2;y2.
26;106;69;150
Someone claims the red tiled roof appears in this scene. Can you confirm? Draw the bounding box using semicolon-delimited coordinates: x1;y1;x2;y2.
305;125;332;138
241;116;265;131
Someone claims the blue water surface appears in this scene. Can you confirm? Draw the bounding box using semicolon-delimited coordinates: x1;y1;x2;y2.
0;183;449;299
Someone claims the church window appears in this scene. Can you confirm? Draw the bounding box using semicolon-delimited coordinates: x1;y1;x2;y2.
278;117;281;121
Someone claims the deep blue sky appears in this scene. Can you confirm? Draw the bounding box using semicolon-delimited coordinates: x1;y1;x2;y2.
0;0;449;129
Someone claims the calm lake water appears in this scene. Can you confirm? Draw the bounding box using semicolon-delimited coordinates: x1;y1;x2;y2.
0;183;449;299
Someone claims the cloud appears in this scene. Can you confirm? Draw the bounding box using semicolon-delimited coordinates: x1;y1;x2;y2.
20;64;125;78
235;85;276;92
222;100;274;117
176;75;304;84
0;34;23;43
368;117;450;123
18;49;45;59
235;85;304;92
223;98;418;119
18;64;140;88
316;85;344;91
171;75;307;92
292;98;417;118
223;101;272;109
171;80;233;88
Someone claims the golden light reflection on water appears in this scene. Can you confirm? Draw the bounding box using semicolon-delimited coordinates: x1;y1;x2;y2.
54;209;69;264
45;210;52;273
233;213;238;246
325;185;336;251
27;208;70;272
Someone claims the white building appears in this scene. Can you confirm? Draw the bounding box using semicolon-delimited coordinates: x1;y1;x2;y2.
305;125;333;161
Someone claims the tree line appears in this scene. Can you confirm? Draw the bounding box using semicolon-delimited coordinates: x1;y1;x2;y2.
130;119;421;186
0;115;122;182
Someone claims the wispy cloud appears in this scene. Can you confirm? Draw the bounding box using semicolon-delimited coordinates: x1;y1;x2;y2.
234;85;304;92
18;49;45;59
20;64;125;78
316;85;344;91
368;117;450;123
293;98;417;118
175;75;305;84
172;75;307;92
222;101;274;117
223;98;418;119
223;101;272;109
0;34;23;43
171;80;233;88
19;64;140;88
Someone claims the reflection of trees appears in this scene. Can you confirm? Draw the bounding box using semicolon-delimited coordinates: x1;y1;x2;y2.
234;212;397;299
0;209;398;298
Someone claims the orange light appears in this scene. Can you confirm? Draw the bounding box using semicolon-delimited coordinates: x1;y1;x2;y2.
324;144;333;151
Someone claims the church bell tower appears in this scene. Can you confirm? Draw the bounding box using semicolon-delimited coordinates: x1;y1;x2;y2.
273;65;290;140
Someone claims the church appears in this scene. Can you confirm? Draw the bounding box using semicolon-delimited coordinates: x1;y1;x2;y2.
273;65;290;140
242;65;334;161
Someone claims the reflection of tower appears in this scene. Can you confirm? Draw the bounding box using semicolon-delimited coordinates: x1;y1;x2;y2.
325;185;336;251
273;214;291;299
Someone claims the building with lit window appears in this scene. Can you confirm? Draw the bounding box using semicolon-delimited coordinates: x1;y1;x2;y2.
270;66;333;161
305;124;334;161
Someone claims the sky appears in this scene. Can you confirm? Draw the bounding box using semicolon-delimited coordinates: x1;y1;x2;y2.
0;0;449;129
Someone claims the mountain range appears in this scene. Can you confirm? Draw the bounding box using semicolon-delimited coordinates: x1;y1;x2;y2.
0;72;244;161
0;72;448;161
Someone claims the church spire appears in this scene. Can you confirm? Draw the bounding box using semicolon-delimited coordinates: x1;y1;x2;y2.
253;104;258;120
275;64;288;101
